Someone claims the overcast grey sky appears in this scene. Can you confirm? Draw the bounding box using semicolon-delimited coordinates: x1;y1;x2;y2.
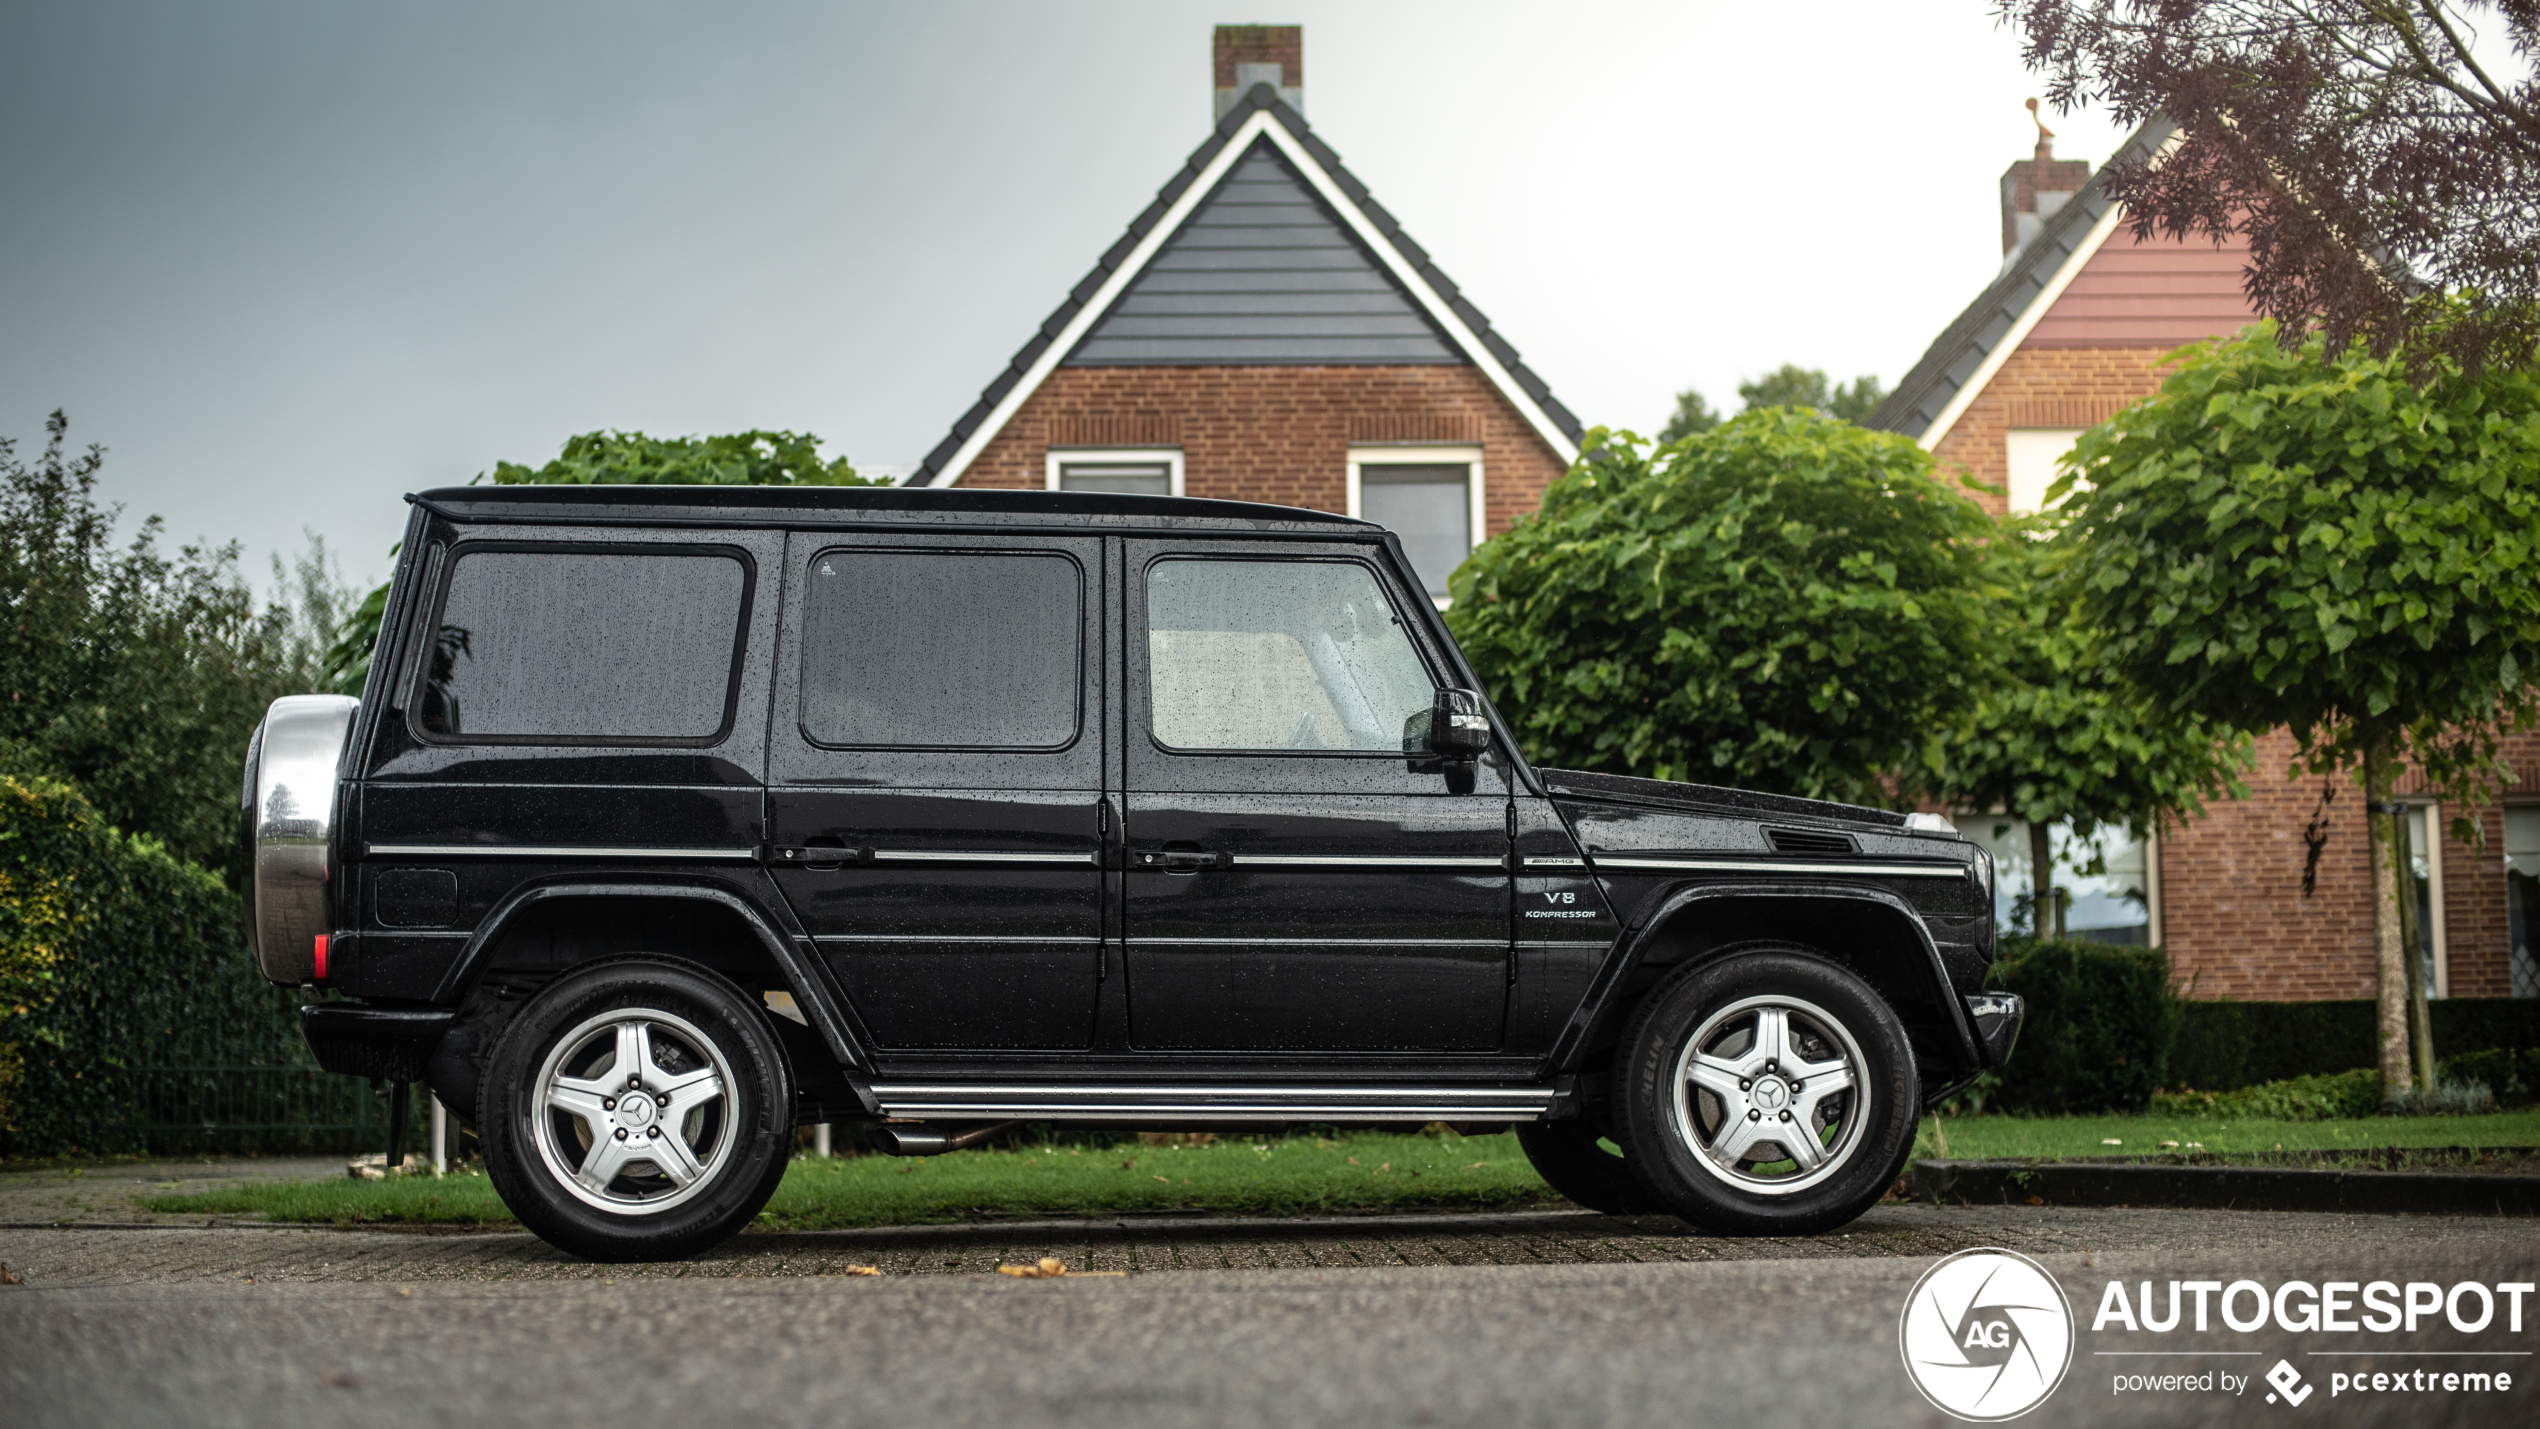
2;1;2138;590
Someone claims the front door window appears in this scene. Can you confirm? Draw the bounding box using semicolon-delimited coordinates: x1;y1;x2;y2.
1145;559;1433;752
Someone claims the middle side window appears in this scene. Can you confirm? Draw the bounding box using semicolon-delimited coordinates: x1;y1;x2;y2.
799;549;1083;750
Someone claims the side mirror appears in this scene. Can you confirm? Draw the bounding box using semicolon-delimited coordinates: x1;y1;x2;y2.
1426;687;1491;758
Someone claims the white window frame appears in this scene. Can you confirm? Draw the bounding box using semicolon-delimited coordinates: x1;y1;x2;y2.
2401;798;2451;998
1346;445;1486;609
2003;428;2087;515
1046;446;1184;497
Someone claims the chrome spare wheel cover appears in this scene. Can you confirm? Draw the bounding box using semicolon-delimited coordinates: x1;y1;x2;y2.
532;1007;737;1215
1671;993;1870;1196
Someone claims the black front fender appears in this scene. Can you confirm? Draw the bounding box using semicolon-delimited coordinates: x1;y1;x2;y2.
1546;880;1982;1079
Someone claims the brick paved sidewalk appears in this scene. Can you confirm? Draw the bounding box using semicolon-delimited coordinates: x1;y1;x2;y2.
1;1198;2472;1287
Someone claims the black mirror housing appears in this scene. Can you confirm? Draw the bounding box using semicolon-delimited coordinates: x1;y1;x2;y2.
1427;687;1491;758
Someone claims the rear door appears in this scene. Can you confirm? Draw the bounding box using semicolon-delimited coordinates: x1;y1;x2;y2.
354;529;774;999
1120;540;1510;1052
765;532;1106;1051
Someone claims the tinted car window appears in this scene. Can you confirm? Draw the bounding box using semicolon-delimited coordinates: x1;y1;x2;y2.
800;549;1081;749
421;548;748;742
1146;559;1433;752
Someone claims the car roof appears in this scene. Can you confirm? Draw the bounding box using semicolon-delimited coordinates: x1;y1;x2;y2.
408;483;1382;536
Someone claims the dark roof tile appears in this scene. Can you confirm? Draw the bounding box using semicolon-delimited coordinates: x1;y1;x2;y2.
914;81;1584;483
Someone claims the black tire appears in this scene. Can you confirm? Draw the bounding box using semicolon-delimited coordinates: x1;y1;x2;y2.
481;957;794;1262
1613;948;1918;1236
1516;1118;1661;1215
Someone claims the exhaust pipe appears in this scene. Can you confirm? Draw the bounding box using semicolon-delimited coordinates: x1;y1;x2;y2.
867;1120;1022;1157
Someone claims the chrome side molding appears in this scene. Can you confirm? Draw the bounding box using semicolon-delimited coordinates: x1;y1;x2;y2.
866;1082;1557;1124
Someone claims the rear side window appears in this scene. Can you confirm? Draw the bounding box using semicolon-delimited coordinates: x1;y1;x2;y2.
798;549;1082;749
418;547;750;743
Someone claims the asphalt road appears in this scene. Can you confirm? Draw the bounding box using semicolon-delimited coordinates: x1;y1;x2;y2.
4;1204;2534;1428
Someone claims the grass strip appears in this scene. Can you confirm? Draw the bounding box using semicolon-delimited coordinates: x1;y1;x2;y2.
1916;1108;2540;1162
141;1109;2540;1229
142;1130;1563;1229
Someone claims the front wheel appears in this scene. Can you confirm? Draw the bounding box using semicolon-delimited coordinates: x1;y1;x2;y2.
481;958;794;1261
1613;949;1918;1235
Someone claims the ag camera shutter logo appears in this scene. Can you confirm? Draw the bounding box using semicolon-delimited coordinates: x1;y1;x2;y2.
1899;1248;2077;1420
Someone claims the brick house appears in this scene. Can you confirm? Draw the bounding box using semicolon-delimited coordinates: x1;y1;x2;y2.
1867;115;2540;1004
910;25;1583;605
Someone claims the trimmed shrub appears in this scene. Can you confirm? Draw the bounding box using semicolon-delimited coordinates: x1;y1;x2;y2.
1987;938;2178;1114
2443;1048;2538;1109
2169;999;2540;1091
2151;1069;2383;1121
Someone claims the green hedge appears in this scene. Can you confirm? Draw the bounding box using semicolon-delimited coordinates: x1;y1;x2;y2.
2169;999;2540;1091
1987;938;2179;1114
0;770;358;1157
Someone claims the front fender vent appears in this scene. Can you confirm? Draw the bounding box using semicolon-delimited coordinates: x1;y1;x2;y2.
1765;827;1856;855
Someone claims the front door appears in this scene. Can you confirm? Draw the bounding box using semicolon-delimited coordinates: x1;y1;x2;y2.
1121;541;1509;1052
766;533;1105;1050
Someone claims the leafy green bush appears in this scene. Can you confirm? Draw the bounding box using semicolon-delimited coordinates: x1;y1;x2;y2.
1987;938;2178;1114
2443;1048;2538;1109
2;412;346;882
1445;412;1994;805
2151;1069;2384;1121
0;770;311;1156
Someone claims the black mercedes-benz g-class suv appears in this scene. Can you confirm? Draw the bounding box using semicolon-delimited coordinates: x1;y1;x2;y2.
244;484;2013;1260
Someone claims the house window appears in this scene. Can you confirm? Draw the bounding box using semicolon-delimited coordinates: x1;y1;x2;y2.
2400;801;2450;997
1347;445;1484;606
2002;428;2086;515
1966;818;2153;943
2505;807;2538;998
1046;447;1183;497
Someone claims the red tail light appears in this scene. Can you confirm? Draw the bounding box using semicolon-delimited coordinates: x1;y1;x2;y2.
313;933;330;981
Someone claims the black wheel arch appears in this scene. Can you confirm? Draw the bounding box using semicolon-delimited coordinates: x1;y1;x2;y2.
424;877;874;1116
1549;882;1980;1093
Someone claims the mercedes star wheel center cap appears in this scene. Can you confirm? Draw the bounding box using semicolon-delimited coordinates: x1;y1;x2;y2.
619;1094;657;1129
1751;1078;1790;1113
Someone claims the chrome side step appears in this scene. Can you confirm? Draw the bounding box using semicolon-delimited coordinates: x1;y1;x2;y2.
866;1082;1558;1124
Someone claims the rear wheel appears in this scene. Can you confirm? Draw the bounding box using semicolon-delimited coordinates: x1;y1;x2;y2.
482;958;793;1261
1515;1118;1659;1215
1614;949;1918;1235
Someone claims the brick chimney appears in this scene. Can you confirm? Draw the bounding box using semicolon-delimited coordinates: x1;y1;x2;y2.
1214;24;1304;119
2000;98;2091;258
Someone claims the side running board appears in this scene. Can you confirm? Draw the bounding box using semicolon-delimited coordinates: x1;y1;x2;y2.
865;1083;1559;1123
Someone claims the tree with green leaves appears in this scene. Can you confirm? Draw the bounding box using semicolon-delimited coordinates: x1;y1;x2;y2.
1736;364;1889;423
1656;388;1721;443
1446;411;1995;805
2055;323;2540;1101
1936;511;2251;934
1659;367;1888;445
324;428;882;694
0;412;345;881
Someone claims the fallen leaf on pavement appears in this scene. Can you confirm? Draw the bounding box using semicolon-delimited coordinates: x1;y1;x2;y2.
841;1265;881;1276
0;1263;22;1286
996;1257;1124;1278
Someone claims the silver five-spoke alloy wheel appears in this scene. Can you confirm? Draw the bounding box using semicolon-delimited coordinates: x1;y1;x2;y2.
1672;993;1869;1195
532;1008;735;1215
